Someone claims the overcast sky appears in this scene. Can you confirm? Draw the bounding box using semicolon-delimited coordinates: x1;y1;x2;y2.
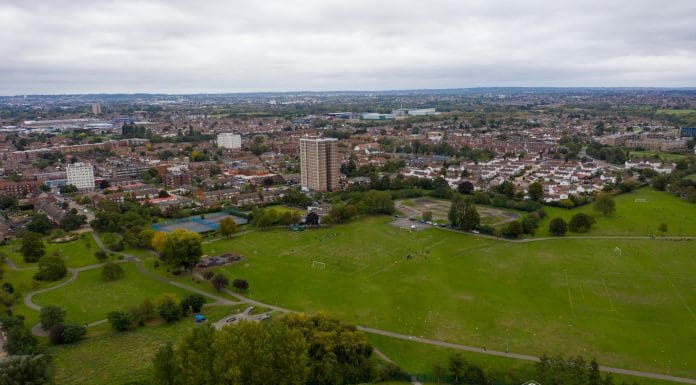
1;0;695;94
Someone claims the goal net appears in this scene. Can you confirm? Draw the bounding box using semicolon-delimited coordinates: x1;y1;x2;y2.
311;261;326;270
614;246;622;256
634;198;647;203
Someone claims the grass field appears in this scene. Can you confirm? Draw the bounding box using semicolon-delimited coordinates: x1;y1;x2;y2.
535;188;696;237
629;150;689;162
368;335;681;385
205;215;696;378
49;305;241;385
396;197;521;226
33;262;192;324
1;233;110;269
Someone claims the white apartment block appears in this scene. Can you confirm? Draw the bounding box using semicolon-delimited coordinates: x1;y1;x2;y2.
216;133;242;149
66;162;95;190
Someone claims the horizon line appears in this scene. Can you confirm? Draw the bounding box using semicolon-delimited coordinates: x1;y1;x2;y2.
3;86;696;98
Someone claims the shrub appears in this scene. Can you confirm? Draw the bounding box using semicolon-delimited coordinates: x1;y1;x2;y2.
180;294;206;313
60;324;86;344
157;295;182;323
94;250;108;262
549;217;568;236
108;311;134;332
102;262;125;281
40;305;66;330
203;270;214;280
128;299;157;326
232;278;249;291
48;323;66;344
568;213;596;233
212;273;229;291
35;255;67;281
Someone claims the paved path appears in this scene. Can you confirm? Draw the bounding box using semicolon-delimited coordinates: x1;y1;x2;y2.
357;326;696;384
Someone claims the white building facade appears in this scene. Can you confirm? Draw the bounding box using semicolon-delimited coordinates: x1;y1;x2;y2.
66;162;95;190
216;133;242;149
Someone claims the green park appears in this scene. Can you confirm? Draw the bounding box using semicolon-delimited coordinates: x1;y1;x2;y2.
1;187;695;384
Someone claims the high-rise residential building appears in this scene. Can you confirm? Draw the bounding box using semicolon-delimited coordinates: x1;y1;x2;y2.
91;102;102;115
66;162;95;190
300;137;339;192
217;133;242;149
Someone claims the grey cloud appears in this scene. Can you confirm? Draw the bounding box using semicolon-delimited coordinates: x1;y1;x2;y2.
0;0;695;94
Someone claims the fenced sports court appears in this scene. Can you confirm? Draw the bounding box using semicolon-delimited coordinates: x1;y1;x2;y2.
152;211;248;233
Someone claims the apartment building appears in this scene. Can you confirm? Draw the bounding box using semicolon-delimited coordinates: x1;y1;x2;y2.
300;137;339;192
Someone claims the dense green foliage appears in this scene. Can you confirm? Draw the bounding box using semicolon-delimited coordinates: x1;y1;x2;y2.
20;232;46;263
0;354;53;385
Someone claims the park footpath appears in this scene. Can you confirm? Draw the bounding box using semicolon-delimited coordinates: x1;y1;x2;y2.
9;231;696;385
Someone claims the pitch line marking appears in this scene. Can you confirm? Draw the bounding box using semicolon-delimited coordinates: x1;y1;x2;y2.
601;277;617;312
664;274;696;321
564;270;576;317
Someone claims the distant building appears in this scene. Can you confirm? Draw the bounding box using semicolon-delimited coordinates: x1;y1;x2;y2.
92;103;102;115
217;133;242;149
66;162;95;190
300;137;339;192
680;127;696;137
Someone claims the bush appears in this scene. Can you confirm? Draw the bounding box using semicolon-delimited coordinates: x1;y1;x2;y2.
40;305;66;330
35;255;67;281
232;278;249;291
48;323;66;344
94;250;108;262
501;221;524;239
157;295;182;323
203;270;214;280
568;213;596;233
109;241;125;252
60;323;86;344
128;299;157;326
102;262;125;281
212;273;229;291
180;294;206;313
549;217;568;236
108;311;134;331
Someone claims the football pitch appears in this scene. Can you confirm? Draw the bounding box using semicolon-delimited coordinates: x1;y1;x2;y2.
205;215;696;379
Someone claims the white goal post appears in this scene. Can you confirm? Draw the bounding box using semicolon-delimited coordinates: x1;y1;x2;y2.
311;261;326;269
634;198;647;203
614;246;622;256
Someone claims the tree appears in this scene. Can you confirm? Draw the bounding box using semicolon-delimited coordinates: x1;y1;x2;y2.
0;194;18;210
94;250;108;262
152;342;177;385
60;323;86;344
658;223;668;236
0;354;53;385
233;278;249;291
528;181;544;201
35;255;67;281
157;294;182;323
568;213;595;233
549;217;568;236
49;323;85;344
422;211;433;222
305;212;319;226
26;214;53;234
160;229;203;269
21;231;46;263
60;184;78;194
108;311;134;332
184;294;206;313
594;192;616;216
433;364;446;384
151;231;168;253
219;217;238;237
102;262;125;281
448;195;479;231
40;305;66;330
153;322;309;385
212;273;229;291
60;211;86;231
457;181;474;195
502;221;523;238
